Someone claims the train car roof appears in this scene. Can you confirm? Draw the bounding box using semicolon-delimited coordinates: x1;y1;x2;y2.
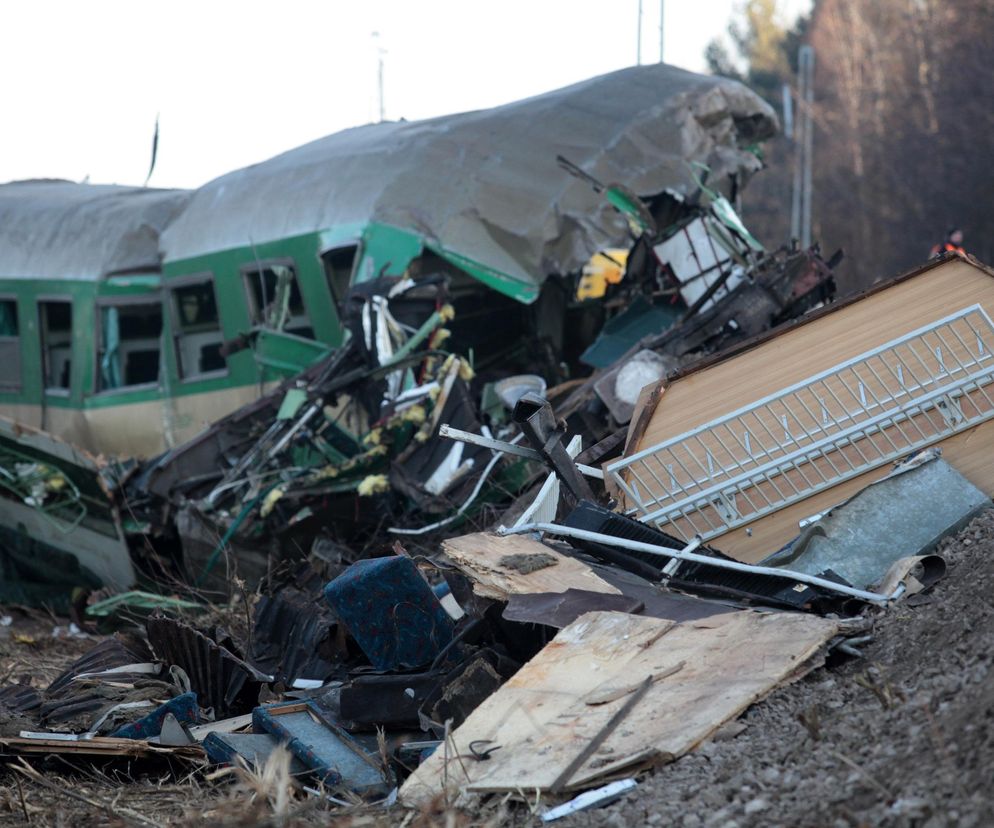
0;180;190;282
161;63;777;292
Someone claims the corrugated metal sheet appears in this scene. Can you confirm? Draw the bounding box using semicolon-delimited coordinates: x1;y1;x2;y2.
146;616;268;717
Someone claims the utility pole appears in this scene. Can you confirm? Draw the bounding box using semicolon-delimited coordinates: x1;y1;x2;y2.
801;45;814;249
659;0;665;63
637;0;643;64
781;83;793;140
790;45;815;247
372;31;386;122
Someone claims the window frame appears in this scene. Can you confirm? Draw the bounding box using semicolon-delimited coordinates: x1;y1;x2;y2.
37;295;74;397
92;294;164;396
167;273;229;382
0;293;22;393
240;257;313;338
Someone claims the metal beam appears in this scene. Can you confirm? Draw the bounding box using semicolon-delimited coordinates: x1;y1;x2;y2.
439;424;604;479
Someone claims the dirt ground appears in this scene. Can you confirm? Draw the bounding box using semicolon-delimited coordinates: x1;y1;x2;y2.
560;509;994;828
0;510;993;826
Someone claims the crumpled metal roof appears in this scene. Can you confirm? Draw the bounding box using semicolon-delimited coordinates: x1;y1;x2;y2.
161;63;777;290
0;180;190;281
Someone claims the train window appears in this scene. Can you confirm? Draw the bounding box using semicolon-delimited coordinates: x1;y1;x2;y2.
97;303;163;391
0;299;20;391
170;279;226;379
39;300;72;392
243;264;314;339
322;245;358;308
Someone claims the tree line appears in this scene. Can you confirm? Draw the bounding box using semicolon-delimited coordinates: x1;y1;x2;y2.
708;0;994;294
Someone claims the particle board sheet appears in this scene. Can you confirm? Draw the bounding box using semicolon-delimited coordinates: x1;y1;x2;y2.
441;532;620;600
0;735;203;759
635;258;994;447
400;609;838;802
706;420;994;562
619;258;994;561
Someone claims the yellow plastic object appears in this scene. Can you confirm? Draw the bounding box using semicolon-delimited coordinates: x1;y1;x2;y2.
357;474;390;496
576;249;629;300
259;486;285;518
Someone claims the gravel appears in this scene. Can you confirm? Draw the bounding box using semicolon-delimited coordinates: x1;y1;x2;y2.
558;509;994;828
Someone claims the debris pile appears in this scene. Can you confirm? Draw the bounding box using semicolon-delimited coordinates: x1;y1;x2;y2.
0;358;981;816
104;186;838;603
4;168;994;820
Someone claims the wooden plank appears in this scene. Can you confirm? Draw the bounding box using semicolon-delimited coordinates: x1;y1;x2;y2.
0;735;203;758
399;608;837;803
442;532;620;600
189;713;254;741
623;381;664;455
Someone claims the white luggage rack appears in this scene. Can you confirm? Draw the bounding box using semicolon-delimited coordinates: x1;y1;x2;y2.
606;304;994;542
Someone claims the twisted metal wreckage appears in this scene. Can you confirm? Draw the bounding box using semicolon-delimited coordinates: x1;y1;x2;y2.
104;191;838;601
2;63;974;815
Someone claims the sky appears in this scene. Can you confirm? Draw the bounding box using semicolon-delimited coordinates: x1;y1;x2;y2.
0;0;809;190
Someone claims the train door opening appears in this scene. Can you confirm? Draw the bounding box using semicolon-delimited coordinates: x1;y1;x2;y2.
321;245;358;311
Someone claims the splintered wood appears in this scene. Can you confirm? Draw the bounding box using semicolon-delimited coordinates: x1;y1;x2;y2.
400;609;838;803
442;532;620;600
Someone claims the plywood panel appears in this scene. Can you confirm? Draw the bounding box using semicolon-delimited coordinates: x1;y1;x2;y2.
636;259;994;450
442;532;620;600
725;421;994;562
619;259;994;561
399;609;837;803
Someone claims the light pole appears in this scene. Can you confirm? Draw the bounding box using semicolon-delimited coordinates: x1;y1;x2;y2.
659;0;665;63
372;31;386;122
637;0;643;65
790;45;815;248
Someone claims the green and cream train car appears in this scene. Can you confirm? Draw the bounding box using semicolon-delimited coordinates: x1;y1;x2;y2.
155;63;780;431
0;64;778;462
0;181;193;458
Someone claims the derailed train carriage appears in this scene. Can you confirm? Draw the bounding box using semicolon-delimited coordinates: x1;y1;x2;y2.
0;63;779;460
0;63;835;595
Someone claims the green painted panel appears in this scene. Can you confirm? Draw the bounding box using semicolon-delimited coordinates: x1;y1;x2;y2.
163;230;346;396
426;243;539;303
254;328;333;379
318;223;366;252
0;278;100;407
353;223;424;283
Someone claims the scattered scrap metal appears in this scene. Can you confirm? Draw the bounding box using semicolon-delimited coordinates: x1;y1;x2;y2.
5;161;991;816
0;316;976;813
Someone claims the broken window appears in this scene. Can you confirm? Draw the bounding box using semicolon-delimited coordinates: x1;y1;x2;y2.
243;263;313;339
39;300;73;392
97;302;163;391
0;298;20;391
171;279;226;379
321;245;358;308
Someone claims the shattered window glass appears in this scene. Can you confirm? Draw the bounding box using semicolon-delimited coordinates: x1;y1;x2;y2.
0;298;20;391
244;264;314;339
97;302;163;391
171;279;226;378
39;300;72;392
